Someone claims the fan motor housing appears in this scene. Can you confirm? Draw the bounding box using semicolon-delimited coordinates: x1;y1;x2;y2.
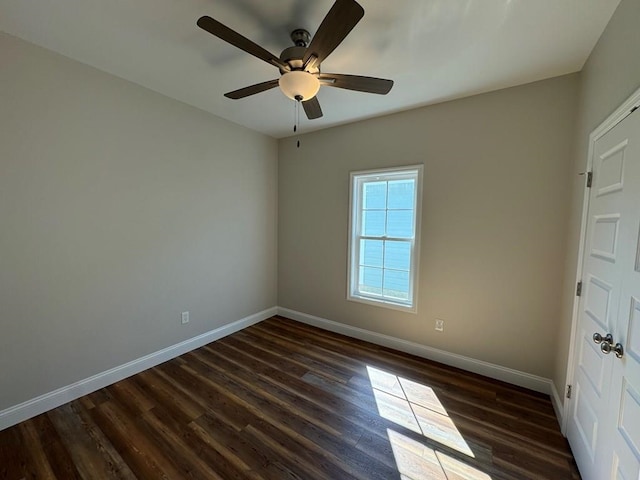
279;30;319;74
280;46;320;74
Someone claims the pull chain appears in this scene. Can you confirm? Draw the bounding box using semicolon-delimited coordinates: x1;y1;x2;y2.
294;95;302;148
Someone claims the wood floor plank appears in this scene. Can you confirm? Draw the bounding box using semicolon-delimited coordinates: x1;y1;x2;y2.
105;378;155;417
186;418;264;479
492;442;577;480
89;401;183;479
129;369;205;425
17;420;57;480
0;316;580;479
195;346;363;443
31;414;82;480
236;328;356;383
134;407;224;480
47;404;133;480
251;321;370;377
157;360;257;431
0;423;30;480
68;400;138;480
243;420;364;480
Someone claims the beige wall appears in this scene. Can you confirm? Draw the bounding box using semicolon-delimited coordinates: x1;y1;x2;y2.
554;0;640;403
278;74;579;378
0;33;278;411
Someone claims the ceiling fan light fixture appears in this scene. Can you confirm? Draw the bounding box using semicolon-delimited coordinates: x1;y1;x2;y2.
279;71;320;101
198;0;392;121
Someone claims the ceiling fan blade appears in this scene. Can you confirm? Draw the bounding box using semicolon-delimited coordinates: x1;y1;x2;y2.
197;16;290;71
318;73;393;94
302;97;323;119
224;79;280;99
303;0;364;69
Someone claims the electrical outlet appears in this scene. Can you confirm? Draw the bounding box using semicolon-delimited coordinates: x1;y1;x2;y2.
181;311;189;325
435;319;444;332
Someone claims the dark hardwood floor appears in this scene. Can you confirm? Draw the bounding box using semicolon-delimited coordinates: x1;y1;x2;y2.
0;315;580;479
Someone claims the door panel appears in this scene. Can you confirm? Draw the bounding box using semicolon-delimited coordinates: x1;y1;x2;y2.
617;379;640;457
595;140;626;196
573;381;599;459
591;214;620;262
585;274;615;332
626;297;640;363
578;327;606;394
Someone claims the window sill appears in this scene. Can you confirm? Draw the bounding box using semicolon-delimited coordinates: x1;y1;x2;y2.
347;294;417;314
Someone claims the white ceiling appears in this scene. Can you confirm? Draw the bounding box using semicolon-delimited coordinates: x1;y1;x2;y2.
0;0;620;138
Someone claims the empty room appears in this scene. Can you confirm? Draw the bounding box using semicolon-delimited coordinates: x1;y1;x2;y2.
1;0;640;478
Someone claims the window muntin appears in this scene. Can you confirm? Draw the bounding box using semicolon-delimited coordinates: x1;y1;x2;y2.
348;166;422;311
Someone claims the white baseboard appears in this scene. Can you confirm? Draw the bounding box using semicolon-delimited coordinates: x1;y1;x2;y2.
550;381;566;434
1;306;559;433
0;307;277;432
278;307;553;395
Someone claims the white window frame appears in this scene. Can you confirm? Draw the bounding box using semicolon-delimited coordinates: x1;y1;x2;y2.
347;165;423;313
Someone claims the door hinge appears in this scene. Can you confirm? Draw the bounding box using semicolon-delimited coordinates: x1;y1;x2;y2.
566;385;572;399
586;171;593;188
576;281;583;297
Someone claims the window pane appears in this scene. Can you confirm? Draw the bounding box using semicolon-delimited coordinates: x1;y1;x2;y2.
384;241;410;270
360;240;383;267
359;266;383;295
388;179;415;209
363;181;387;209
383;270;410;300
363;210;386;236
387;210;414;237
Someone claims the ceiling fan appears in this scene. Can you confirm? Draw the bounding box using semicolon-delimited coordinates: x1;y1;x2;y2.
196;0;394;120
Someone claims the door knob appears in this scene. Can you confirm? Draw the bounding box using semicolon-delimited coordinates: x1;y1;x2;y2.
593;332;613;345
599;339;625;359
611;342;624;358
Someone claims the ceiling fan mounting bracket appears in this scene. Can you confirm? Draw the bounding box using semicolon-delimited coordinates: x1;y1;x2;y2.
290;29;311;48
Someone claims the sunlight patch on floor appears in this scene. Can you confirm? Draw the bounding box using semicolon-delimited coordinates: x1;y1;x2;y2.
388;429;493;480
367;366;474;457
366;366;493;479
436;449;492;480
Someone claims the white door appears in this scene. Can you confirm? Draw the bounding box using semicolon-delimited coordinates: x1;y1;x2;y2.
567;108;640;480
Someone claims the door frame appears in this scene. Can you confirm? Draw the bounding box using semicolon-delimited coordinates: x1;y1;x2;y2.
563;86;640;434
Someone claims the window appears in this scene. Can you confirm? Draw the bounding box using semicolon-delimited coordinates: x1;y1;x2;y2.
348;165;423;312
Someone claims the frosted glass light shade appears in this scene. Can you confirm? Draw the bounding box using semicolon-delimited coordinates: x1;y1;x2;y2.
279;71;320;101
